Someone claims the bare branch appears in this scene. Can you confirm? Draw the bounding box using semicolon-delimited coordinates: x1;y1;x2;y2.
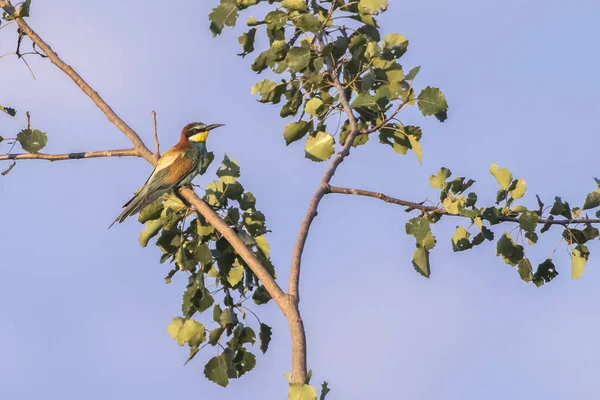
10;13;156;164
152;110;160;156
0;148;138;161
289;36;360;303
327;185;600;226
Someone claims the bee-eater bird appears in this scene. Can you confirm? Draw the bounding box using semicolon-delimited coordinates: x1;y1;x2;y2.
109;122;224;228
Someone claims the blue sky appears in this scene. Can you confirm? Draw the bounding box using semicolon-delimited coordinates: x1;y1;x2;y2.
2;0;600;399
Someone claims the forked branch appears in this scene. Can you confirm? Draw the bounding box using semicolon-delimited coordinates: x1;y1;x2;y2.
289;37;361;303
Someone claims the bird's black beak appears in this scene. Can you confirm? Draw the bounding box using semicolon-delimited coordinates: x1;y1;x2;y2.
206;123;225;131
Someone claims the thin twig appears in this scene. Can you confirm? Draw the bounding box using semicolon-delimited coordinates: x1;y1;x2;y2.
327;185;600;226
10;13;155;164
152;110;160;156
0;148;139;161
20;56;36;80
26;111;30;129
363;89;413;134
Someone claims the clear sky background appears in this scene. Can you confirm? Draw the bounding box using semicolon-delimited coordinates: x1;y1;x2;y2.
2;1;600;399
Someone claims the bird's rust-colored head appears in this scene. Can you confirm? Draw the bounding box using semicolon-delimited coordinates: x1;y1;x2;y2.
180;122;225;143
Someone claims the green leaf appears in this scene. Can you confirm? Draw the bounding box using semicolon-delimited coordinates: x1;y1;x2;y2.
517;258;533;282
550;197;572;219
234;348;257;377
525;231;538;245
17;129;48;154
281;0;308;11
177;319;206;347
219;308;238;329
305;98;326;117
405;66;420;81
562;228;587;245
412;246;430;278
284;121;311;145
209;327;225;346
0;105;16;117
442;194;465;215
572;244;589;279
167;317;184;342
407;134;422;164
405;217;431;242
358;0;388;14
15;0;31;17
253;285;272;304
138;199;163;223
204;354;232;387
243;210;267;236
382;33;409;59
496;233;524;266
259;323;272;353
489;163;512;190
429;167;452;189
294;13;321;33
227;261;244;287
139;219;163;247
320;382;331;400
533;259;558;287
510;179;526;199
238;28;257;56
417;86;448;122
254;234;270;257
451;226;472;252
583;189;600;210
305;132;335;162
216;154;241;184
286;47;311;72
519;211;539;233
289;383;318;400
251;79;286;103
1;161;16;176
351;93;377;108
209;2;239;37
184;346;200;366
194;243;213;266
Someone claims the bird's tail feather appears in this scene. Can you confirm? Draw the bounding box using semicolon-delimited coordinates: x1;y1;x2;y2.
108;189;149;229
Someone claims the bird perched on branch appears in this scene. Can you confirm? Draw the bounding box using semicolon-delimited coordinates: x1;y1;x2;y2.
109;122;224;228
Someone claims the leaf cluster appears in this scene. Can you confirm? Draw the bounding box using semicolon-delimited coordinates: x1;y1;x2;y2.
138;154;275;386
209;0;448;166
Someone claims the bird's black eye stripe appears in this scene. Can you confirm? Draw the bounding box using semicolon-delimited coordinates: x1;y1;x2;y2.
187;128;200;136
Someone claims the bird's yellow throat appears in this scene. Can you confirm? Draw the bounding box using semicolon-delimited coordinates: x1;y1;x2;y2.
189;131;209;142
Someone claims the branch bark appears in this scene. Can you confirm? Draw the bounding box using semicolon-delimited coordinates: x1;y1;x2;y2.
289;40;360;303
0;148;138;161
327;185;600;226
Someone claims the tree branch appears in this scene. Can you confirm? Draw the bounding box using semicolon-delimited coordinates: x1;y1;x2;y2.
6;6;308;387
0;148;138;161
327;185;600;226
10;12;157;164
152;110;160;156
289;37;360;303
179;187;306;383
